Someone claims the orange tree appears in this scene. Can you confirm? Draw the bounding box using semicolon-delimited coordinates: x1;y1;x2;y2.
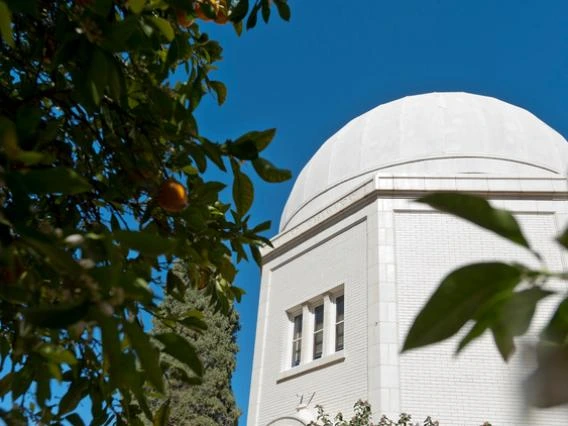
0;0;290;424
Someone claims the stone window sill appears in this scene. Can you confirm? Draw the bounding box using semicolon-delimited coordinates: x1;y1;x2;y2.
277;351;345;383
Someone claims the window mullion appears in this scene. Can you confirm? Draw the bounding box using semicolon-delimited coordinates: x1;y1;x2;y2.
323;294;334;357
301;304;312;364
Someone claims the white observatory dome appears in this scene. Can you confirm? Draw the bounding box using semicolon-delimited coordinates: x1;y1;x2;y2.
280;92;568;231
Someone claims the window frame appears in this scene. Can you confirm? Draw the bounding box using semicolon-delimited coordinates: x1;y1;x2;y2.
312;303;324;360
334;294;344;352
291;313;303;367
285;285;344;371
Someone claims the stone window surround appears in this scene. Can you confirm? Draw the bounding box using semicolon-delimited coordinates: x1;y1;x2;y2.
281;285;345;380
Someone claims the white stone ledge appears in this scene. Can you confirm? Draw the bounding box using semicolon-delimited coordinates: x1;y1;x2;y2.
262;173;568;262
276;351;345;383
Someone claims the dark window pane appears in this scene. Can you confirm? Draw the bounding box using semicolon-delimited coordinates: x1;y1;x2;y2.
313;331;323;359
291;314;303;367
336;296;344;323
314;305;324;332
293;314;302;339
335;322;344;351
292;339;301;366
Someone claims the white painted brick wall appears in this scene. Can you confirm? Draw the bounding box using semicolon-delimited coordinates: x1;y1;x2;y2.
249;186;568;426
395;210;568;425
253;220;369;426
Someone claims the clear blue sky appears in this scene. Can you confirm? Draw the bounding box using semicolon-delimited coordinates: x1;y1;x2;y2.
193;1;568;423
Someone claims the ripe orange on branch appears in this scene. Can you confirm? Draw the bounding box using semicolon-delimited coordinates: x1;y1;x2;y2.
157;179;189;213
193;0;230;24
176;9;194;27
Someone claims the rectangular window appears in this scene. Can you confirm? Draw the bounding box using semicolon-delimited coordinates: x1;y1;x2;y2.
335;295;344;352
291;314;302;367
313;304;324;359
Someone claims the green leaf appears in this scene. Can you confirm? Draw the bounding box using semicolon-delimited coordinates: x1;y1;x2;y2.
230;285;245;303
230;0;249;22
232;165;254;217
89;49;109;106
107;57;126;104
491;325;515;361
24;301;90;329
461;287;553;356
0;373;12;398
16;151;47;166
542;297;568;344
123;319;164;392
490;288;552;361
274;0;291;21
128;0;144;14
177;314;208;332
133;389;153;421
12;363;33;400
87;0;113;16
153;399;170;426
64;413;86;426
500;287;552;336
232;20;243;36
38;344;78;365
166;268;185;295
0;336;9;370
94;313;122;382
16;105;42;139
36;367;51;408
251;220;271;233
250;244;262;267
261;0;270;22
200;138;226;171
456;289;517;354
556;226;568;250
115;230;175;256
148;17;174;41
457;320;488;354
58;379;88;416
19;228;83;275
0;1;14;47
154;332;203;376
418;192;532;251
209;81;227;105
4;0;37;15
218;255;237;282
235;128;276;152
402;262;522;352
227;139;258;160
0;408;26;426
0;116;18;159
105;15;140;50
252;157;291;182
246;3;259;29
16;167;91;195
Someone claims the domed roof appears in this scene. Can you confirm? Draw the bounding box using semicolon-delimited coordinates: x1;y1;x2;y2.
280;92;568;232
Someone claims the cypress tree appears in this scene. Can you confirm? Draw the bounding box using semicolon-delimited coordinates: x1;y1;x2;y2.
151;266;241;426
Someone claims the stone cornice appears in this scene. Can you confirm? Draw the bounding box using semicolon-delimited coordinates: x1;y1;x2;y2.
261;174;568;264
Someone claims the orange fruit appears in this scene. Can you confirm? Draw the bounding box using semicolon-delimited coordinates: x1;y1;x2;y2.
157;179;188;213
176;9;194;27
194;0;229;23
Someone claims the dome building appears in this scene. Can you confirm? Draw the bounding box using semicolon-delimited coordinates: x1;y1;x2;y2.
247;93;568;425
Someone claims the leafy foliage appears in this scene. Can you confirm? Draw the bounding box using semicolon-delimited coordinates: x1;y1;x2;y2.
403;192;568;408
310;400;494;426
149;264;240;426
0;0;290;424
309;400;440;426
